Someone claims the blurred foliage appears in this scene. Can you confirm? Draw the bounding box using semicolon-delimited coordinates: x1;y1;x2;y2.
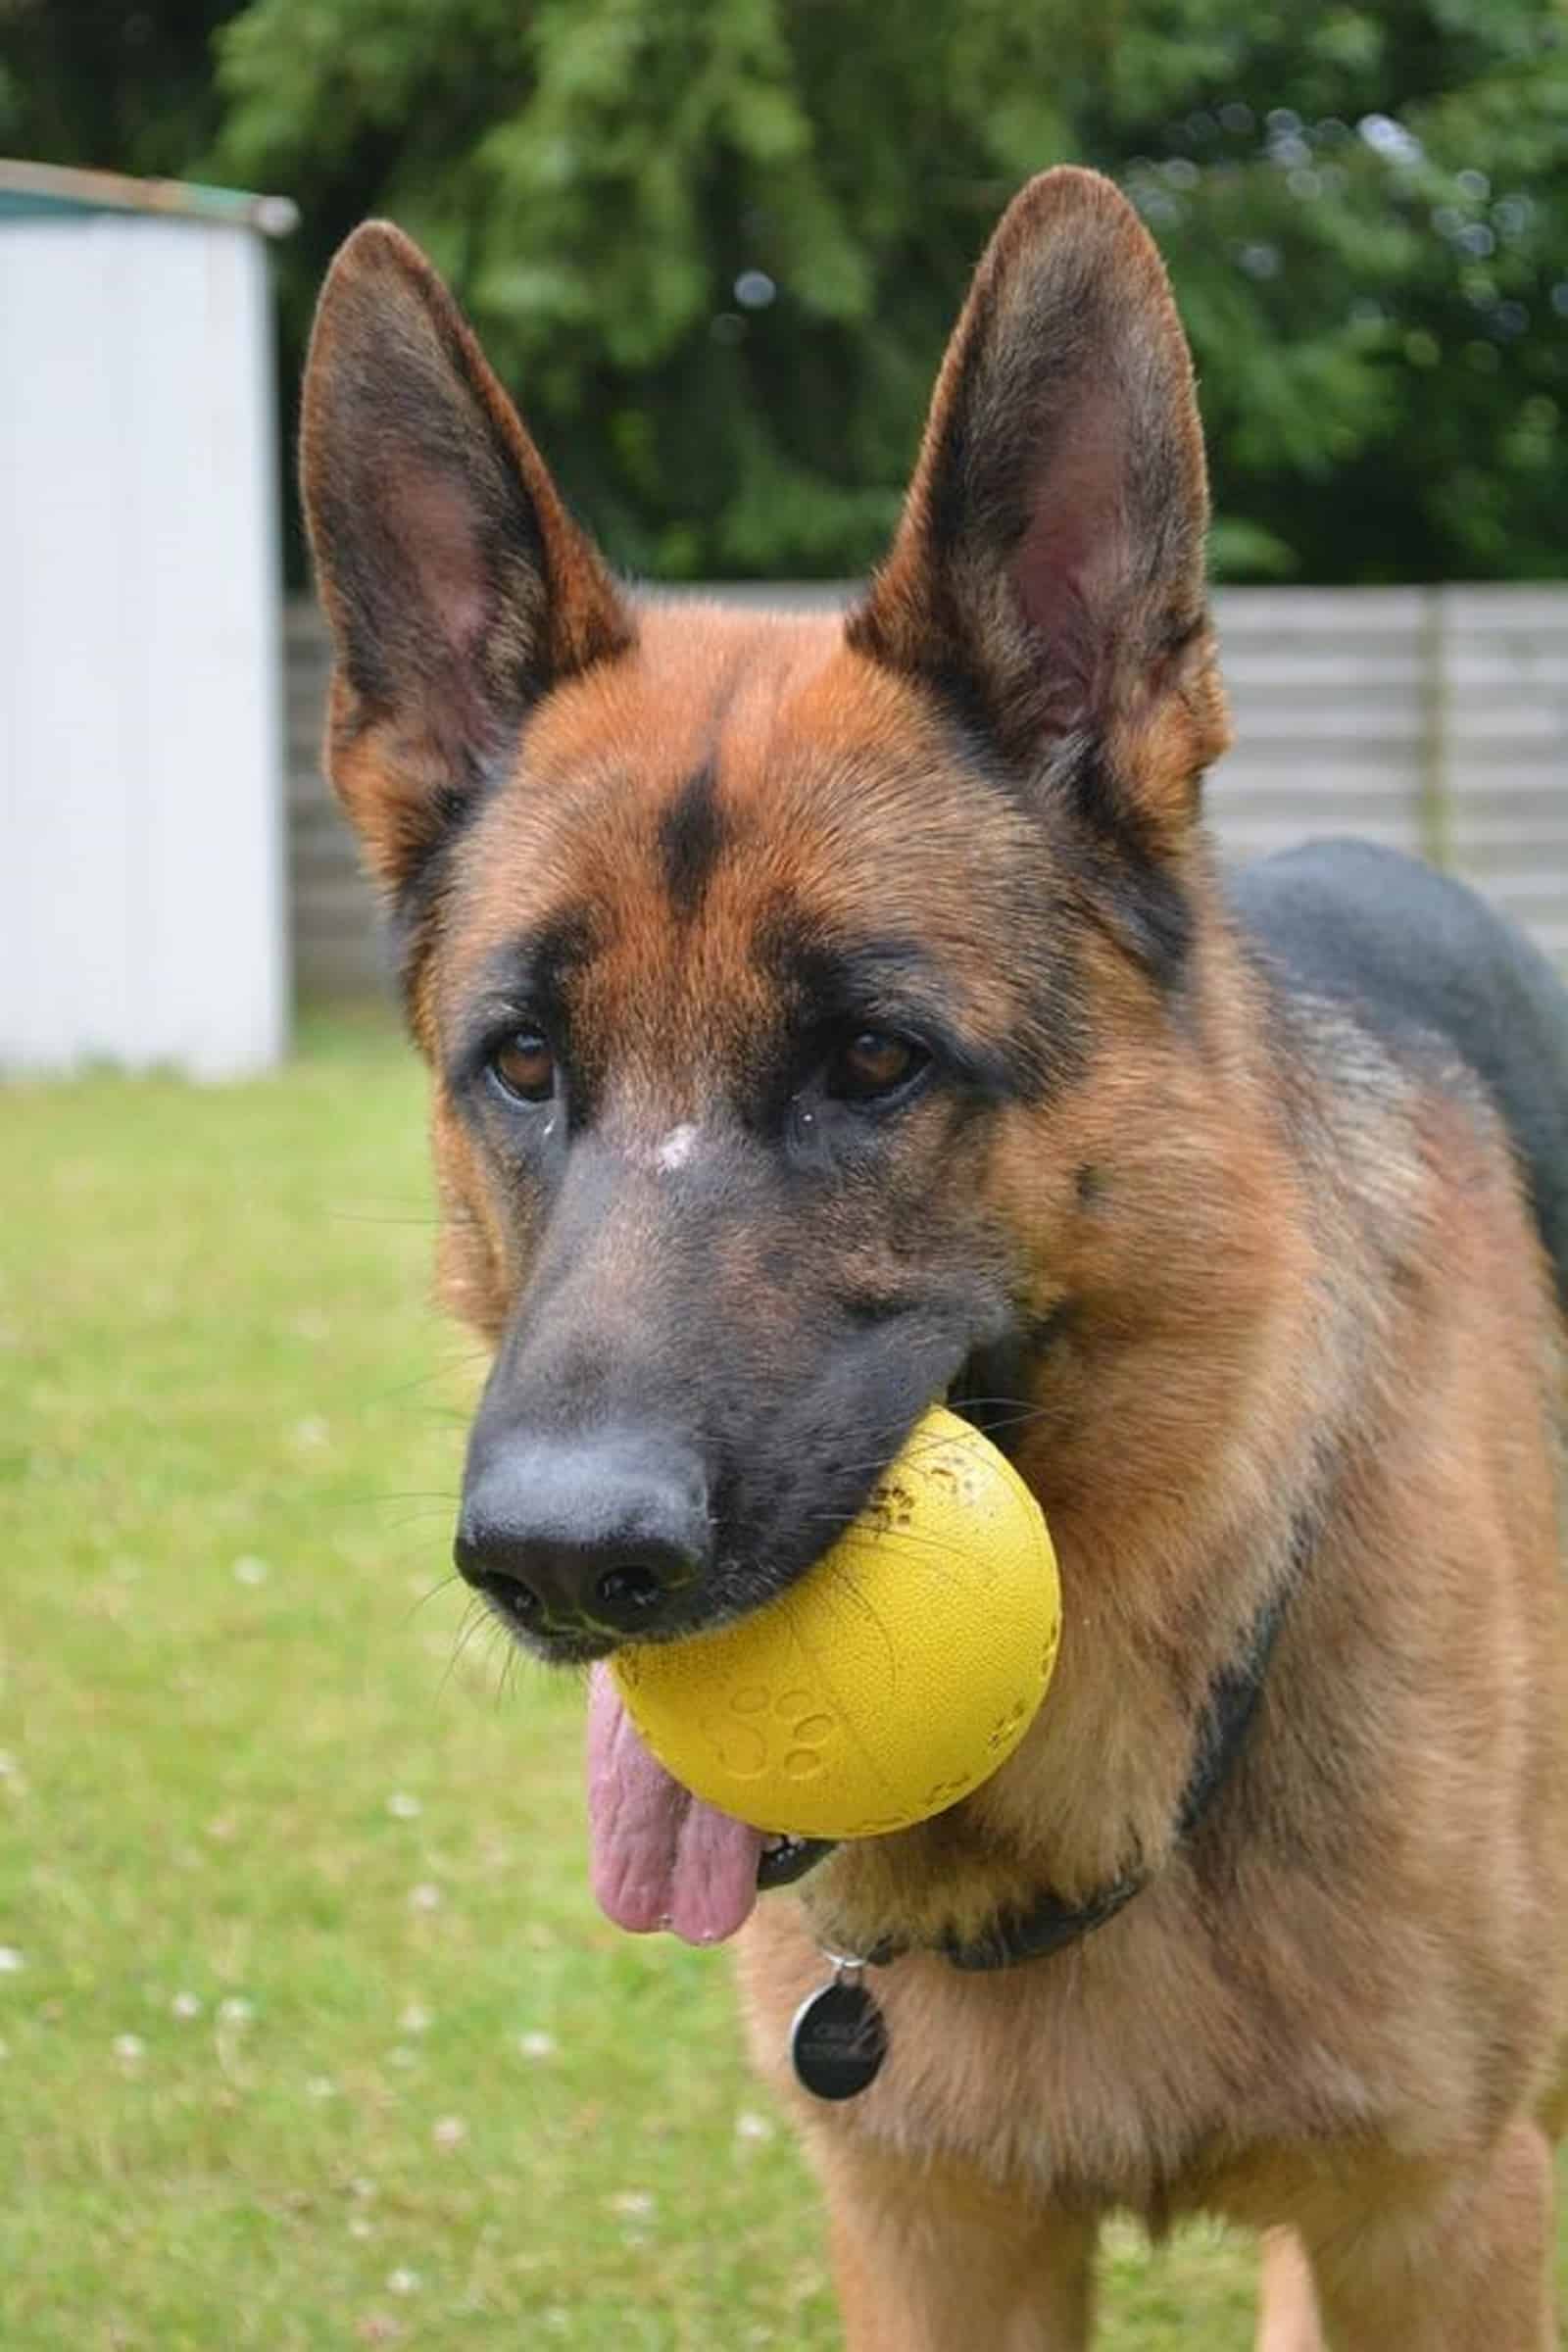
3;0;1566;581
0;1;240;179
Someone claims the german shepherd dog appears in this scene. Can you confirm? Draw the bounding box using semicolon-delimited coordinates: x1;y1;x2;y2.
302;171;1568;2345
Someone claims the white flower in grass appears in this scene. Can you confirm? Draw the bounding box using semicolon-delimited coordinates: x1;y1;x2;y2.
385;1791;421;1821
0;1947;24;1975
231;1555;270;1586
307;2076;337;2100
517;2030;556;2061
735;2109;774;2144
608;2190;656;2221
398;2002;430;2034
172;1991;202;2020
114;2034;145;2064
218;1996;254;2026
385;2268;420;2296
431;2115;466;2151
348;2215;375;2241
408;1883;441;1913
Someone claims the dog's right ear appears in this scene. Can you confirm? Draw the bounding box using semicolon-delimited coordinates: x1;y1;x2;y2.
300;223;632;896
849;170;1227;867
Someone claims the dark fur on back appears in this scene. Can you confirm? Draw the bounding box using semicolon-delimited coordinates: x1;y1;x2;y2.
1233;839;1568;1305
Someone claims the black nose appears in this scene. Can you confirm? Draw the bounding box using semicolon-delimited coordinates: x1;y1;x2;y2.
454;1433;711;1642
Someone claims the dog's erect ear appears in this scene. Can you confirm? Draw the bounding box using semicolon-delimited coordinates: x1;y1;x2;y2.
301;222;632;894
849;169;1228;854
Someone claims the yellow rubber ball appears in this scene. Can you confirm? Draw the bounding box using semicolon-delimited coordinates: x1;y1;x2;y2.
610;1405;1061;1839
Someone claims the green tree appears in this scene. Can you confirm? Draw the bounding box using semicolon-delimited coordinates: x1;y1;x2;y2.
5;0;1566;581
215;0;1091;577
1086;0;1568;578
0;0;244;181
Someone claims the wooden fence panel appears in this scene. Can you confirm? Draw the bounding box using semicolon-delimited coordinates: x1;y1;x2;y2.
285;585;1566;999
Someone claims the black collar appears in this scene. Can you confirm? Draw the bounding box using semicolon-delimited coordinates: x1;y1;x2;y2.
867;1521;1309;1976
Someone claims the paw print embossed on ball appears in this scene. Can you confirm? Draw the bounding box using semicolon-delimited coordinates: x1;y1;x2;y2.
696;1686;843;1788
611;1407;1061;1840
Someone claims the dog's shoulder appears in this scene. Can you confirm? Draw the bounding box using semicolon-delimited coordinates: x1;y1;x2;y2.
1228;837;1568;1302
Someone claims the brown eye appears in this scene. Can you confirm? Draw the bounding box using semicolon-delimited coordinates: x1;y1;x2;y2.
829;1030;927;1103
489;1030;556;1104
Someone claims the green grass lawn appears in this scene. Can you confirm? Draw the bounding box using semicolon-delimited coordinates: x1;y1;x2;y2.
1;1013;1560;2348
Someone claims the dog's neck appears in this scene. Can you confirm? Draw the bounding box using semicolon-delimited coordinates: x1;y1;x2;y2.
798;1452;1329;1971
897;1555;1301;1973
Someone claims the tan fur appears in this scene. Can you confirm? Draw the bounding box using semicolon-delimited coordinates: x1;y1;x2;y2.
736;1039;1567;2332
301;168;1568;2345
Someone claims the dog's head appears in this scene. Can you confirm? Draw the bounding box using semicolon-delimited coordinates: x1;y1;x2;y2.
301;170;1229;1670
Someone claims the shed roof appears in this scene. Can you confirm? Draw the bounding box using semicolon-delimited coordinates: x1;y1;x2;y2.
0;159;297;236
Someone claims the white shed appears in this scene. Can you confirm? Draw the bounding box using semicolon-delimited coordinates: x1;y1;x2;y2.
0;161;297;1078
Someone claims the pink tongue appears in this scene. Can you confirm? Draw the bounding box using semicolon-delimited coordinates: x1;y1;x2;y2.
585;1664;764;1945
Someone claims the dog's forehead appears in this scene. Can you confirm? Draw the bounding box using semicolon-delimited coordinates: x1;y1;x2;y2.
437;603;1039;1021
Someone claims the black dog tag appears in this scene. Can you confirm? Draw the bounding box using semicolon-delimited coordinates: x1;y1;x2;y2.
790;1962;887;2102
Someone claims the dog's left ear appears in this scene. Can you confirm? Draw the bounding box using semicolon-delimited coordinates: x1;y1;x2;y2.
300;221;632;899
850;169;1228;854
